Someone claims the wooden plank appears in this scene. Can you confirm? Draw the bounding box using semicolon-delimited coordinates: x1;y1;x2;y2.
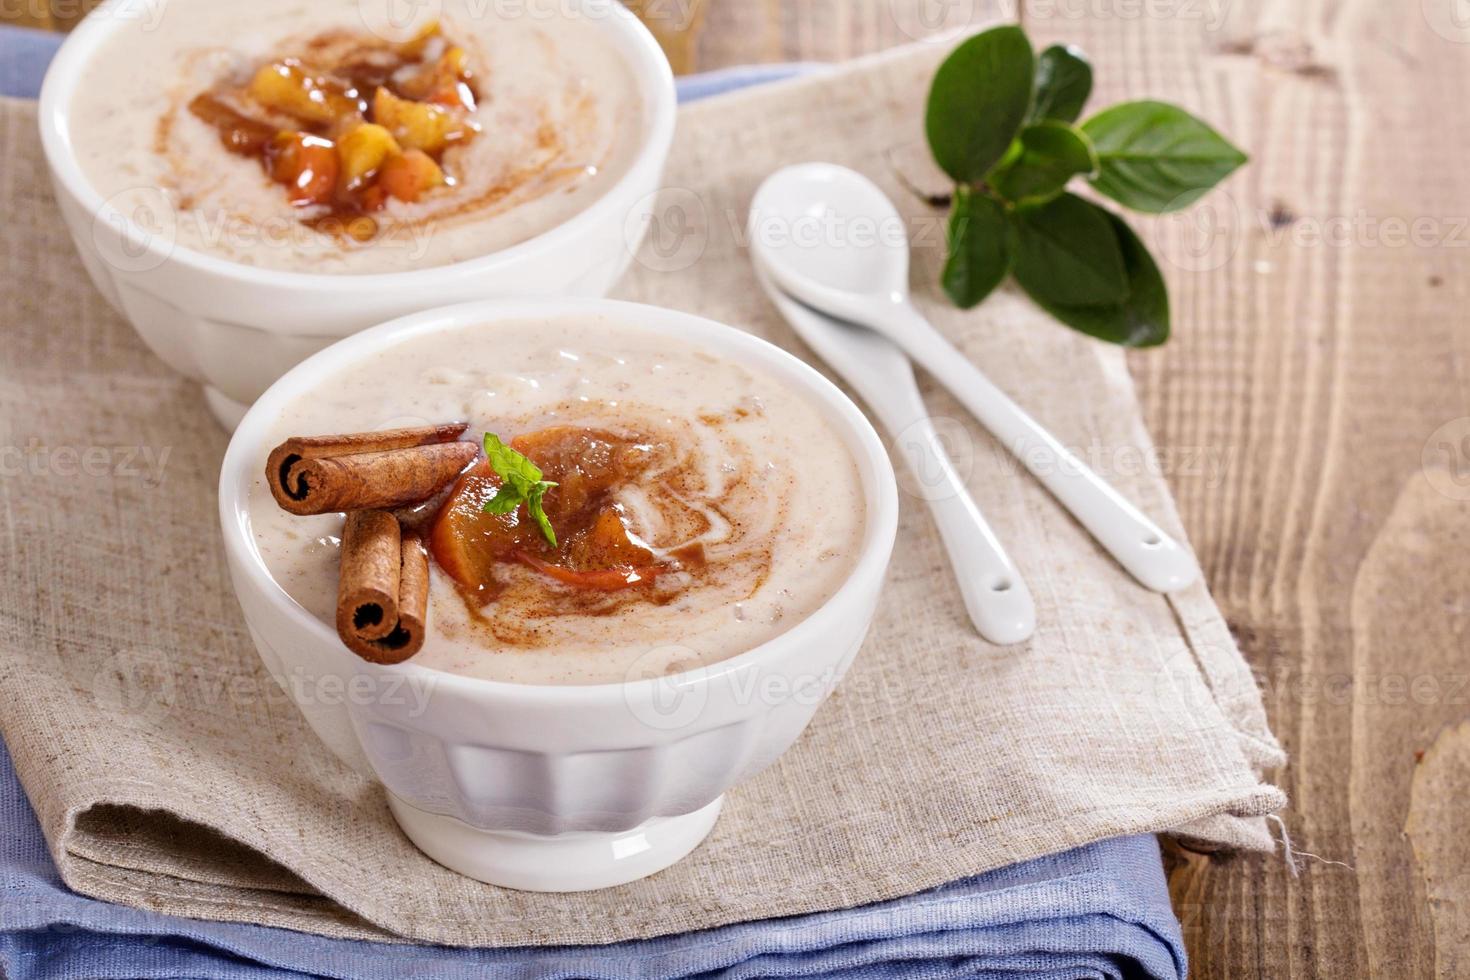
1;3;55;29
695;0;997;68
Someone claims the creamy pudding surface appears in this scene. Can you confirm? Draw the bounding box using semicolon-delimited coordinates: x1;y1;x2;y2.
248;317;868;685
69;0;643;273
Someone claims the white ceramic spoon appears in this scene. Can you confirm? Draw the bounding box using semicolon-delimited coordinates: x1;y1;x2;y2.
749;162;1198;594
752;257;1035;645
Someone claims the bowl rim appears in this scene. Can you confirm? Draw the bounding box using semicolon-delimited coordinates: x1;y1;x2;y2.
36;0;676;291
218;297;899;704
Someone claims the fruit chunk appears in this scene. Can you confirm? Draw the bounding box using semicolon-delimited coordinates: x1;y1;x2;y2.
517;506;663;590
566;507;657;569
394;19;442;59
249;61;363;126
399;46;476;109
336;122;400;187
378;149;445;203
372;86;473;152
248;61;363;127
266;131;339;206
428;460;521;601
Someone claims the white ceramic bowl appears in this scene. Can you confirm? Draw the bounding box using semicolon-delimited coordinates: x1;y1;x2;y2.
219;298;898;891
38;0;676;430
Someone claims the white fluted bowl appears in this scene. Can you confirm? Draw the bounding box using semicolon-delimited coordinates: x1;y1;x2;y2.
38;0;675;430
219;298;898;891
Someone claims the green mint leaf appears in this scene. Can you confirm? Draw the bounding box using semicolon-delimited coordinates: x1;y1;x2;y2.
480;432;559;547
942;187;1009;308
483;432;544;494
1014;202;1169;347
1028;45;1092;124
1081;100;1247;213
482;491;522;515
526;483;557;549
988;121;1097;205
1008;192;1128;305
925;26;1035;183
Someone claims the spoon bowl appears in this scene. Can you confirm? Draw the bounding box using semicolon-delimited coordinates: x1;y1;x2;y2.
749;162;911;312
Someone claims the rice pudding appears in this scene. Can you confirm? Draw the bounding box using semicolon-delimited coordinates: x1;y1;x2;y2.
68;0;643;273
248;316;867;684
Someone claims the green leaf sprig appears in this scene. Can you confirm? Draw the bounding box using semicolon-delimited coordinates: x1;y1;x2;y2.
926;28;1246;346
481;433;558;548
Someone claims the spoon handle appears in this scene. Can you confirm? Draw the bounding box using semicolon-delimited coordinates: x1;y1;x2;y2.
886;394;1037;645
893;303;1198;593
754;265;1035;643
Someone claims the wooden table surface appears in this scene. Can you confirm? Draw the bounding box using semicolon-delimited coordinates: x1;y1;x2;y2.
9;0;1468;975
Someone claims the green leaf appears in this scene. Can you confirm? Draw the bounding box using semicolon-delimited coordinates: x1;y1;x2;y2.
1008;192;1128;305
942;188;1009;308
480;432;559;547
1081;100;1247;213
925;26;1036;183
482;492;521;515
1015;203;1170;347
526;483;557;549
987;121;1097;204
483;433;544;491
1028;44;1092;123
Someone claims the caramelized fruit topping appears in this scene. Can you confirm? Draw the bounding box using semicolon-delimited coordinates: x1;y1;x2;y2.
429;427;678;599
186;21;478;240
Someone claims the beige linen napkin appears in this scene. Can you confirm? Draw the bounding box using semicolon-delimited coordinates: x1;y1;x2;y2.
0;39;1284;947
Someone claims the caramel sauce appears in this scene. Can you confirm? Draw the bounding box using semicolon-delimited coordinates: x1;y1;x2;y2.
184;95;277;155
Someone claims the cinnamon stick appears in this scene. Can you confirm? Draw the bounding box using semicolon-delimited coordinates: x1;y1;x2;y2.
394;532;430;657
336;510;402;643
336;511;430;664
266;423;475;515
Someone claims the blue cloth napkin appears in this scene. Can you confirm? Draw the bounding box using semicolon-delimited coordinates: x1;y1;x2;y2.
0;24;1187;978
0;24;59;98
1;740;1184;979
